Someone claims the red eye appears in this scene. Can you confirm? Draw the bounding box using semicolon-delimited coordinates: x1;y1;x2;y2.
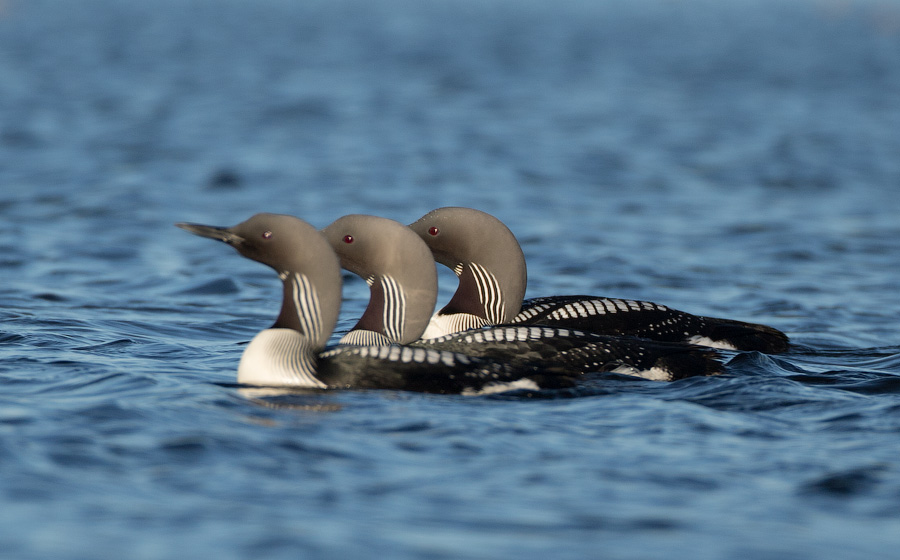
343;235;354;244
428;226;439;236
262;231;273;239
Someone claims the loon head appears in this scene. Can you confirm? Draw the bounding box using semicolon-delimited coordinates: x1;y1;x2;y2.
176;213;342;349
409;207;527;324
321;214;438;344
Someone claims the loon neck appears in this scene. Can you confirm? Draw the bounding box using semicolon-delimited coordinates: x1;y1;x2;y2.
272;270;334;350
439;262;510;324
245;257;342;386
346;274;406;342
349;271;436;345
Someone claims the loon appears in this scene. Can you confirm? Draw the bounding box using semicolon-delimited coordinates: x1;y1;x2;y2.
408;207;789;353
176;213;581;394
321;214;723;381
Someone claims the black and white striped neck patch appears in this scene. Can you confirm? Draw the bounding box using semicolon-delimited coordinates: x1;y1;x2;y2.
468;262;506;324
279;271;324;342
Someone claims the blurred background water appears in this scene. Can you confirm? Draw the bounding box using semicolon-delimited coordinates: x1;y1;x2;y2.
2;0;900;558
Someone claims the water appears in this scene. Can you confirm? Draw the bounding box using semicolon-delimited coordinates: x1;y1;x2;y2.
2;0;900;557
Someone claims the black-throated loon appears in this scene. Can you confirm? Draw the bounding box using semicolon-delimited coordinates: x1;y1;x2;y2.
321;214;724;381
176;213;583;394
407;207;789;353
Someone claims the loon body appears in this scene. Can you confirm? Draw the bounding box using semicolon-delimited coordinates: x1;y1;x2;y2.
322;214;723;381
408;207;789;353
176;214;580;394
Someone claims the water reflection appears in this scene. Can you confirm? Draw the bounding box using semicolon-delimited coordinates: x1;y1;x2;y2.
236;386;344;412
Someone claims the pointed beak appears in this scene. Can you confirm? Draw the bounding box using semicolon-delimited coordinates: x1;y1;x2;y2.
175;222;245;245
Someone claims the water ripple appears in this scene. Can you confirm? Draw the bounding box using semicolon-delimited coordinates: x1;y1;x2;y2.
3;0;900;558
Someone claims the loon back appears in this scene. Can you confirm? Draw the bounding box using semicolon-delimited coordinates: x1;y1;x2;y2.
514;295;790;353
414;325;723;382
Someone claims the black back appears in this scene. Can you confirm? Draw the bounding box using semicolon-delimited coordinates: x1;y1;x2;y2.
514;295;789;353
413;325;723;381
315;344;578;394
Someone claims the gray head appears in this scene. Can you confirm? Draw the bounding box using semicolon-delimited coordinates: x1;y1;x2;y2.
321;214;438;344
409;207;527;323
176;213;342;349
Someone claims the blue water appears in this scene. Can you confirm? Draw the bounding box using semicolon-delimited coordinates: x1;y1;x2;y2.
3;0;900;558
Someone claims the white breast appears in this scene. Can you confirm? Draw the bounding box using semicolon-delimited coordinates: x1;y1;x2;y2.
419;312;488;340
237;328;326;388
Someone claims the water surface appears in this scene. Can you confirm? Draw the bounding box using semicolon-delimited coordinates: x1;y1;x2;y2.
2;1;900;558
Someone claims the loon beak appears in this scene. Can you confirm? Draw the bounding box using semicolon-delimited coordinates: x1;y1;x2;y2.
176;222;245;246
